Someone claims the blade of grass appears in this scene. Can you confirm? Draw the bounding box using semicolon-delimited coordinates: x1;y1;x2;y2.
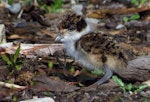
13;45;20;63
1;54;12;65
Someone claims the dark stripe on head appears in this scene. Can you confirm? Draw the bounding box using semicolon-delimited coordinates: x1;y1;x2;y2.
57;11;87;32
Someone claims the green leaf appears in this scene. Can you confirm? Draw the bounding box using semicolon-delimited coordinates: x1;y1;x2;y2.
69;66;75;74
91;69;103;75
41;4;50;13
15;65;22;71
141;96;148;102
123;17;129;23
8;0;14;5
23;0;33;6
135;84;148;92
131;0;139;6
48;61;53;70
112;75;125;87
50;0;63;12
129;14;140;20
1;54;12;65
78;82;84;87
13;45;21;63
140;0;147;5
12;95;17;102
126;83;133;91
1;45;23;72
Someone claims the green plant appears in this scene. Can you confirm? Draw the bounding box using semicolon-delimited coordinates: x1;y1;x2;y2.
123;14;140;23
12;95;17;102
141;96;148;102
78;82;84;87
69;66;75;74
8;0;14;5
50;0;63;12
91;69;104;75
0;0;13;4
131;0;147;6
40;4;50;13
55;52;76;75
112;75;148;93
48;61;54;70
1;45;23;72
129;14;140;20
57;56;75;71
38;0;63;13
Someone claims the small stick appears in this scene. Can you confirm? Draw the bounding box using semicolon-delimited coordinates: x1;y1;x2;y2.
0;81;27;89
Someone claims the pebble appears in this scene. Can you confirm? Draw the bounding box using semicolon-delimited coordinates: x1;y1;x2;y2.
116;24;125;29
6;3;21;14
84;93;90;99
20;97;55;102
71;4;83;15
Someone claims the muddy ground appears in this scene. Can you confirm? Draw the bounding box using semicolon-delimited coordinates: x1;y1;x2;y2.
0;0;150;102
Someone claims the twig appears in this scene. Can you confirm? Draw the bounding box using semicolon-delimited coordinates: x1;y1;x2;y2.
0;81;27;89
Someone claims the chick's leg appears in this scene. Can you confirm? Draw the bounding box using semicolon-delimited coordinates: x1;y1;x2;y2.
96;65;113;85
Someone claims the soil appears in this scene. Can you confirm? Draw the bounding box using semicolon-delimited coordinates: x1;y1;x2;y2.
0;0;150;102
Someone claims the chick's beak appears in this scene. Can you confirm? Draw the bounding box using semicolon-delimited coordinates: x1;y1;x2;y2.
55;32;63;42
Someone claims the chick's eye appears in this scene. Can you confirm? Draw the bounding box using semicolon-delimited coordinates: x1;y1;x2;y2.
68;25;75;31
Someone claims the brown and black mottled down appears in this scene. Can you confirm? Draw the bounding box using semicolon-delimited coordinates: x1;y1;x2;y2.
75;33;136;70
56;12;137;85
57;11;87;32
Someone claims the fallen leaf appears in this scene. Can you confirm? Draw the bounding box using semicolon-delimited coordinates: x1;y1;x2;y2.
31;75;79;92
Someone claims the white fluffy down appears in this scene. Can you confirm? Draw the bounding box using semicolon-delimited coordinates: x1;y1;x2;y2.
62;22;99;70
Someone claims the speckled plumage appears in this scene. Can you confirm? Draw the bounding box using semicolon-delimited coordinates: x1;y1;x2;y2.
55;11;135;85
57;11;87;32
75;33;135;71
